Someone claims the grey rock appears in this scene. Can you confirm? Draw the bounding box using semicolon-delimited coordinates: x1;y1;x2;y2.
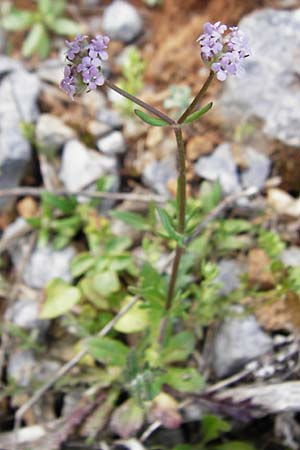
37;59;64;84
0;29;6;54
142;156;177;197
102;0;143;43
241;147;271;189
36;114;76;151
0;66;40;209
212;307;273;378
87;120;111;137
6;298;48;332
81;90;107;115
60;139;118;192
0;55;21;76
215;259;244;295
97;131;126;155
22;245;76;289
7;350;36;387
4;219;75;290
97;108;123;129
220;8;300;147
195;143;240;194
280;247;300;267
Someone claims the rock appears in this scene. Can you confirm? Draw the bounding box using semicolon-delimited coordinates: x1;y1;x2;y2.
267;188;300;217
102;0;143;43
37;59;64;84
81;90;107;116
212;307;273;378
215;259;244;295
195;143;240;194
22;245;76;289
3;221;77;289
0;29;6;54
36;114;76;152
0;66;40;210
0;55;21;75
97;131;126;155
280;247;300;267
60;139;118;192
6;298;49;332
241;147;271;189
220;8;300;147
123;118;147;140
97;108;123;129
87;120;111;137
142;156;177;197
7;350;36;387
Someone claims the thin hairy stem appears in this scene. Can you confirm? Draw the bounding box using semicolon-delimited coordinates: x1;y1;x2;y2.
104;80;175;125
178;70;215;124
158;128;186;344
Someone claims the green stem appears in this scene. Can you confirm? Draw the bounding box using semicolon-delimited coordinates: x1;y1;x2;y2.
178;70;214;124
104;80;175;125
158;128;186;345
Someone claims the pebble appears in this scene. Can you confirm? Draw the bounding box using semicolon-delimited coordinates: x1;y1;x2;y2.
241;147;271;189
215;259;244;295
142;156;177;197
60;139;118;192
7;350;36;387
220;8;300;147
97;131;127;155
280;247;300;267
36;114;76;152
195;143;240;194
0;65;40;210
212;306;273;378
102;0;143;43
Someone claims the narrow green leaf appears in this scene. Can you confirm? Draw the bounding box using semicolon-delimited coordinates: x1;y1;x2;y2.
41;192;77;214
157;206;184;245
2;9;35;31
48;17;80;36
201;415;231;444
41;279;82;319
88;336;129;366
211;442;256;450
183;102;213;124
22;23;48;58
134;109;169;127
38;0;53;15
110;210;150;231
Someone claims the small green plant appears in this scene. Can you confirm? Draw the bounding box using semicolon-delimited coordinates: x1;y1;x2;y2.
1;0;79;58
173;414;256;450
113;46;146;115
164;85;192;115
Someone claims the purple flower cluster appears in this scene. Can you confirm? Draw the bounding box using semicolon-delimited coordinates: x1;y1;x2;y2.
60;34;110;99
197;22;250;81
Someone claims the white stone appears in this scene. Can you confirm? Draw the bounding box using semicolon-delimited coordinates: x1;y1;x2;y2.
103;0;143;43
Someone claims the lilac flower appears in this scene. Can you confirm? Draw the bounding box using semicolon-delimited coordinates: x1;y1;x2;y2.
88;35;110;61
60;66;76;99
65;34;86;60
226;27;250;58
82;66;105;90
197;21;227;61
197;22;250;81
60;34;110;99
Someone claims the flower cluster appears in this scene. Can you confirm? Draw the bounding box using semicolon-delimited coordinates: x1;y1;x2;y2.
60;34;110;99
197;22;250;81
